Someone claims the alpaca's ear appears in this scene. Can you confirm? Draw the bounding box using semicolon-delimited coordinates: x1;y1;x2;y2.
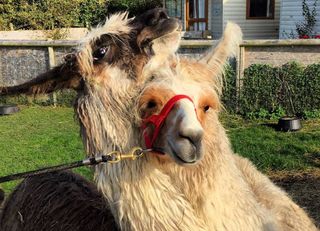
134;8;180;52
199;22;242;74
0;54;83;96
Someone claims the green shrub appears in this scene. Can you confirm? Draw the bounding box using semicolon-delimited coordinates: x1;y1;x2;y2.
106;0;163;17
55;90;77;107
0;0;82;30
236;62;320;119
79;0;107;27
222;63;237;112
303;109;320;119
0;0;163;30
303;63;320;111
239;64;279;115
276;62;305;115
0;95;29;105
0;90;76;107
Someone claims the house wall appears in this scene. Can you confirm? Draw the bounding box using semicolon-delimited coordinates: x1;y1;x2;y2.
210;0;223;39
279;0;320;39
221;0;280;39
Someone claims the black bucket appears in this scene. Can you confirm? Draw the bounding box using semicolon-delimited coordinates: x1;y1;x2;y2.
278;117;302;131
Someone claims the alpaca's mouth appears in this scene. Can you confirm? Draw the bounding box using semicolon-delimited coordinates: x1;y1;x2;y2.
149;146;198;165
170;146;197;165
167;141;199;165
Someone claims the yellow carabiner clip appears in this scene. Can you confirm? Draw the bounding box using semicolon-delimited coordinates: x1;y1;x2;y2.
119;147;144;161
106;147;144;164
107;151;122;164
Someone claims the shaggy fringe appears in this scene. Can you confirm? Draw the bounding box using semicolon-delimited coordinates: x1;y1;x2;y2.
81;12;132;46
76;78;138;155
76;12;134;79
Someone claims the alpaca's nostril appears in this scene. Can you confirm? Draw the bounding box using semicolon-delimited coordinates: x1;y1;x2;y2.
178;128;203;147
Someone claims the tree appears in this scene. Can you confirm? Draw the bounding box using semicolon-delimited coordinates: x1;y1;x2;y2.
106;0;163;17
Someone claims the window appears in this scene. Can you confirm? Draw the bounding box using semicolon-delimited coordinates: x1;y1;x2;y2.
186;0;208;31
164;0;183;19
246;0;275;19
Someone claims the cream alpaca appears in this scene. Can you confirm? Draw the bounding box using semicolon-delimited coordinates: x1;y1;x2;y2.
94;24;317;231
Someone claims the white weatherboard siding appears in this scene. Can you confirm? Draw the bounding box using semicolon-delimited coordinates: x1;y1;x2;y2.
210;0;223;39
279;0;320;39
222;0;280;39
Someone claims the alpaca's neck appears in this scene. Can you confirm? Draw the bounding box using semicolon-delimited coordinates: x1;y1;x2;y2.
159;123;277;231
95;119;277;231
96;161;208;231
76;84;138;154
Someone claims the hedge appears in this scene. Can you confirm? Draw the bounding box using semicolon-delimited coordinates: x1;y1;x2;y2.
0;90;77;107
234;62;320;119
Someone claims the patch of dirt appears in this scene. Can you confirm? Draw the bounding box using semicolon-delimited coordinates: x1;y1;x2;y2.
270;170;320;228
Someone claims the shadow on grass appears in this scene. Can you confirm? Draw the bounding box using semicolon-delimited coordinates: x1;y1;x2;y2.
304;152;320;168
261;123;280;131
261;123;303;133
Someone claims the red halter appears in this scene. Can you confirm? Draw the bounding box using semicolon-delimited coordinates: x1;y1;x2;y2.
141;94;194;149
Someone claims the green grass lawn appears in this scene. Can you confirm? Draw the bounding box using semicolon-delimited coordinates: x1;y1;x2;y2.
220;114;320;172
0;106;319;194
0;106;92;194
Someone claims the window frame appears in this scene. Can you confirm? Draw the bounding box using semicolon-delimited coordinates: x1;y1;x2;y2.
186;0;209;31
246;0;275;20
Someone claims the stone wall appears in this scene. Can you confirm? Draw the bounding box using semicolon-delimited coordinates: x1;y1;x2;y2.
238;39;320;81
1;39;320;86
244;46;320;68
0;40;213;86
0;47;49;86
0;40;75;86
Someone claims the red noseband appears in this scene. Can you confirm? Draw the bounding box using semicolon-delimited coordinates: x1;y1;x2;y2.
141;94;194;149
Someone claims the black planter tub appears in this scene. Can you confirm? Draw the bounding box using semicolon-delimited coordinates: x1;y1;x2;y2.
278;117;302;131
0;104;19;115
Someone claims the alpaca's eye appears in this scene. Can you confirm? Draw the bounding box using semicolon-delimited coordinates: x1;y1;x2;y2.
147;100;157;109
204;105;210;112
93;47;109;61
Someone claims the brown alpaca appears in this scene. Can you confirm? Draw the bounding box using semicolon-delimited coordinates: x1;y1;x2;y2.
0;8;181;231
0;10;317;230
0;171;119;231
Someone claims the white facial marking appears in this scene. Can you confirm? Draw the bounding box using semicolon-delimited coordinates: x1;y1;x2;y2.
176;99;203;133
